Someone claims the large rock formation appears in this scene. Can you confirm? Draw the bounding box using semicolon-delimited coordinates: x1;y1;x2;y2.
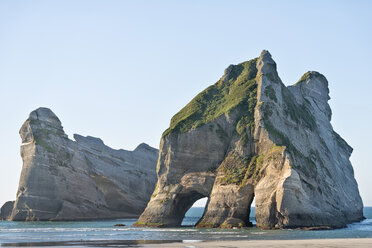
10;108;158;221
134;51;364;229
0;201;14;220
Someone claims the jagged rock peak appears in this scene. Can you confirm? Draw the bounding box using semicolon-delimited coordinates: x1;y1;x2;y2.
259;49;273;62
297;71;327;83
28;107;63;129
293;71;330;100
255;50;282;89
221;50;274;83
257;50;277;74
20;107;67;144
289;71;332;120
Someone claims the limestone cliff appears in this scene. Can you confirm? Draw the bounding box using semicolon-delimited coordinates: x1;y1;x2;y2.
10;108;158;221
134;51;364;229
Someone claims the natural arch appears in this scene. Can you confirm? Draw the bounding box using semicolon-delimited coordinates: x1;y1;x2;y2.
169;191;207;226
182;197;208;226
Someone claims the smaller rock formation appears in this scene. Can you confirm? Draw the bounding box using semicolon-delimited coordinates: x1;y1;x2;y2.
0;201;14;220
10;108;158;221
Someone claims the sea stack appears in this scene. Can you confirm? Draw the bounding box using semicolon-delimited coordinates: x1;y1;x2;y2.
134;50;364;229
10;107;158;221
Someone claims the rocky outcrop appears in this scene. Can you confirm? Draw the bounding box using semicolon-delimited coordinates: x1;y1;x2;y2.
0;201;14;220
134;50;364;229
10;108;158;221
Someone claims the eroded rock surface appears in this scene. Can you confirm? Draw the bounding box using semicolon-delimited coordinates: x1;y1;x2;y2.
0;201;14;220
10;108;158;221
134;51;364;229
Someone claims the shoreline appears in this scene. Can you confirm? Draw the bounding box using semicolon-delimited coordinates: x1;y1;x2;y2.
142;238;372;248
2;238;372;247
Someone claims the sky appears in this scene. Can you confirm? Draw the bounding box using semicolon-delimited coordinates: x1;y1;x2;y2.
0;0;371;209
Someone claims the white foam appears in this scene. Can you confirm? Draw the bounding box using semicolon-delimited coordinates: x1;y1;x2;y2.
183;240;202;243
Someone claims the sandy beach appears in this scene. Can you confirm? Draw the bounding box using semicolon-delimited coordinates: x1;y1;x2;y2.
142;238;372;248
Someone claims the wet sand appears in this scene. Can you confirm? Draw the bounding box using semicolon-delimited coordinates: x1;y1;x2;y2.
2;238;372;247
0;240;180;247
143;238;372;248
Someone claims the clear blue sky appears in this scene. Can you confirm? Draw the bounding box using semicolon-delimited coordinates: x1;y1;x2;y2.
0;0;371;208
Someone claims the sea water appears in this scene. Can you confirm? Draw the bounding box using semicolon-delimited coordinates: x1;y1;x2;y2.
0;207;371;246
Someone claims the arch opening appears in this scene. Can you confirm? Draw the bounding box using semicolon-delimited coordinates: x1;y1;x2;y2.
181;197;208;226
249;198;256;226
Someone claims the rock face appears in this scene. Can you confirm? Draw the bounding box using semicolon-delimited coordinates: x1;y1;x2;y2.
10;108;158;221
134;51;364;229
0;201;14;220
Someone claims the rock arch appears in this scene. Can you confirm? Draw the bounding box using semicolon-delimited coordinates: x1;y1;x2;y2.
134;50;364;229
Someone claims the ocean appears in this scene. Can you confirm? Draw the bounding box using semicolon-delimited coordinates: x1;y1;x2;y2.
0;207;371;246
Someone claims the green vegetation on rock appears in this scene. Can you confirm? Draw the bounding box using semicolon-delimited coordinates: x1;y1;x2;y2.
196;222;219;228
162;58;258;137
220;151;263;186
219;152;251;185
